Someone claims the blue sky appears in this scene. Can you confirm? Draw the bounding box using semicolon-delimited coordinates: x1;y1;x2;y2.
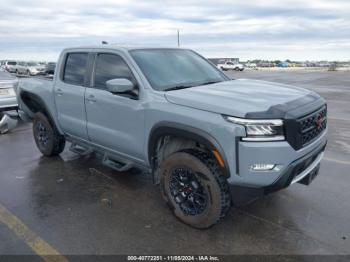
0;0;349;61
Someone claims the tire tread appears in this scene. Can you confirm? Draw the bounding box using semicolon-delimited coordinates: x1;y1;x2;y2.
181;148;232;225
33;112;65;156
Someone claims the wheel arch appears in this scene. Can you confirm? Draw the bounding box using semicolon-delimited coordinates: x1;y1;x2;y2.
20;91;63;134
148;122;230;178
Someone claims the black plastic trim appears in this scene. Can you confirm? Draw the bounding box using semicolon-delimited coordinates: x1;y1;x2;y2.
235;136;240;175
19;91;60;133
245;93;325;119
264;139;327;194
0;106;18;112
148;122;231;178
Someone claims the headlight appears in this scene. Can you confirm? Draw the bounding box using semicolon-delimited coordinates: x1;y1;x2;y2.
225;116;285;141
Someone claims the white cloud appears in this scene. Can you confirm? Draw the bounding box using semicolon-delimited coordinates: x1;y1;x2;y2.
0;0;349;60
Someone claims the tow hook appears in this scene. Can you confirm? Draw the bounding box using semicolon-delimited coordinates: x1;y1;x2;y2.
0;112;18;134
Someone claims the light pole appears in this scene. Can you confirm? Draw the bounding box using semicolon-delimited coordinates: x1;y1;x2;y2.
177;29;180;47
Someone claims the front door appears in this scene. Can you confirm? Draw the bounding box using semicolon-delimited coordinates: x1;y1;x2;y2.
85;52;145;162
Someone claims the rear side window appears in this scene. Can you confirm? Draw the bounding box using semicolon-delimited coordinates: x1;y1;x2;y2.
63;53;88;86
94;53;136;89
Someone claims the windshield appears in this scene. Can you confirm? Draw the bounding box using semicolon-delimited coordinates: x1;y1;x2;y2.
28;62;38;66
130;49;228;91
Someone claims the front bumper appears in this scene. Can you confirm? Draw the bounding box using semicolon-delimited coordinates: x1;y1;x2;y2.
227;128;327;188
264;140;326;194
29;70;45;75
229;138;326;206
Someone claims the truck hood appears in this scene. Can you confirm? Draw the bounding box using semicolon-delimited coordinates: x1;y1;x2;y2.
164;79;323;119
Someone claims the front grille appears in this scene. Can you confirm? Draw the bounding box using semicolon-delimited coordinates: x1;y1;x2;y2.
285;105;327;150
299;106;327;146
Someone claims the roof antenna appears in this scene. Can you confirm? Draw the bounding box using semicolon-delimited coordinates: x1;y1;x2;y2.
102;41;108;45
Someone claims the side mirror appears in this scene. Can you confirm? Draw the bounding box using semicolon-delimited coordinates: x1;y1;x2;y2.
106;78;134;94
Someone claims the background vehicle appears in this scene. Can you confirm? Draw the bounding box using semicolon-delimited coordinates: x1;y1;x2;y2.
45;62;56;75
0;69;18;112
217;61;244;71
245;63;257;69
17;46;327;228
15;61;29;75
0;69;18;133
16;62;46;76
277;62;290;68
2;61;17;73
25;62;46;76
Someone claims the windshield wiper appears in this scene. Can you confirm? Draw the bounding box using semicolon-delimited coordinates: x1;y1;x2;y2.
163;84;195;91
163;80;222;91
199;80;222;86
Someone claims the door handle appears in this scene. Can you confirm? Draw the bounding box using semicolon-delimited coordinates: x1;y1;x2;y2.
56;88;63;96
86;94;97;103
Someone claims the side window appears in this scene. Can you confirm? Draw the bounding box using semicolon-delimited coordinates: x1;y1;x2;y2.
94;53;136;89
63;53;88;86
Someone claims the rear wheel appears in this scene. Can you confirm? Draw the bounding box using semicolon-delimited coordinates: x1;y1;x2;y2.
160;149;231;229
33;112;65;156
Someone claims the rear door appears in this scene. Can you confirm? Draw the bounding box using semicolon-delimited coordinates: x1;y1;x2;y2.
85;52;145;161
54;52;90;140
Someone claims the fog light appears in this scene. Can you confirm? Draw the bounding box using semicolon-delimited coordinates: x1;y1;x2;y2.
251;164;275;171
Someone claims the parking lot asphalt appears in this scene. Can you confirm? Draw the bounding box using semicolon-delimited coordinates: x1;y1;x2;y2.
0;70;349;257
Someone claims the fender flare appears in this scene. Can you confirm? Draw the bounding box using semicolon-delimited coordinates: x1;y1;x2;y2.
19;91;63;134
148;122;230;178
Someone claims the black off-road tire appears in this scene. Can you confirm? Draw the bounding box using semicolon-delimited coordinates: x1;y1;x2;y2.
160;148;231;229
33;112;65;156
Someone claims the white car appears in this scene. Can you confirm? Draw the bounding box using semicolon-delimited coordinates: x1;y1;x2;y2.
217;61;244;71
2;61;18;73
16;62;46;76
14;61;28;75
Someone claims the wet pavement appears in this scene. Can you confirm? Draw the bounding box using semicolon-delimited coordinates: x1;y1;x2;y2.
0;70;349;256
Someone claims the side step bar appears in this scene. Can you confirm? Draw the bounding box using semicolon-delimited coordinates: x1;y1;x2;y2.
102;154;133;172
68;141;134;172
69;143;93;156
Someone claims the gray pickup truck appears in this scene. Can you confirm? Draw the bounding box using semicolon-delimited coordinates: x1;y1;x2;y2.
18;46;327;228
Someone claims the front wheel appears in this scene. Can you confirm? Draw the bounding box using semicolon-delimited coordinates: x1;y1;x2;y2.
160;149;231;229
33;112;65;156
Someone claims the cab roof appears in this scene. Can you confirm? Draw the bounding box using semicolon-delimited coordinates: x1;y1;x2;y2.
62;45;189;52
